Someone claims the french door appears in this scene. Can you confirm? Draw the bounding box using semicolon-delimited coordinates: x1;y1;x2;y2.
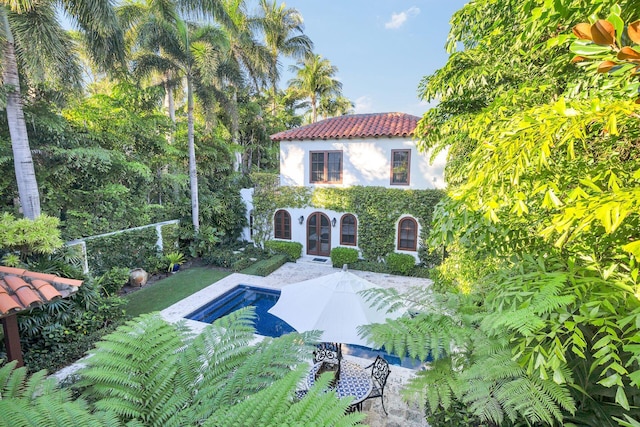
307;212;331;256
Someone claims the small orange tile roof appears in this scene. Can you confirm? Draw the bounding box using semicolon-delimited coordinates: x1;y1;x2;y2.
270;112;421;141
0;266;83;319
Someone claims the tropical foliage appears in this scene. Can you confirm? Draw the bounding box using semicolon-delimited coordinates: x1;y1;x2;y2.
365;1;640;425
0;0;350;241
0;311;365;427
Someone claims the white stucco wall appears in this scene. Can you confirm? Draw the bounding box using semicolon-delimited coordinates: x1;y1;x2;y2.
279;137;446;189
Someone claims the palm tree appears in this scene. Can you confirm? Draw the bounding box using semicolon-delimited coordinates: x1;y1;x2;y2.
255;0;312;114
0;1;124;219
288;54;342;123
216;0;272;172
319;95;354;120
128;1;232;232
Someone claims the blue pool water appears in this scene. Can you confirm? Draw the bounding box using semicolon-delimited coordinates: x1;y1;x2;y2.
184;284;424;368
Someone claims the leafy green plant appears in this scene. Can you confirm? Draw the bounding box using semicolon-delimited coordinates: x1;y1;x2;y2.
1;253;21;268
0;361;116;426
330;247;359;268
75;311;364;426
96;267;130;296
369;1;640;425
264;240;302;261
85;227;159;275
165;251;185;272
386;252;416;275
0;213;63;260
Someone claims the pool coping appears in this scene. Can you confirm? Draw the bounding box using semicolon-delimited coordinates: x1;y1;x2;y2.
160;261;433;382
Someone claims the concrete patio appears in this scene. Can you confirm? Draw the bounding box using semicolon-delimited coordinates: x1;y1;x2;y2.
161;259;431;427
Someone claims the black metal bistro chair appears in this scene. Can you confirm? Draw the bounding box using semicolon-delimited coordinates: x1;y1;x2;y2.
313;342;342;385
363;356;390;415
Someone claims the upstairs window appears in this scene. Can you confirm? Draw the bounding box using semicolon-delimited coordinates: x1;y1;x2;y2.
391;150;411;185
340;214;357;246
310;151;342;183
274;210;291;239
397;217;417;251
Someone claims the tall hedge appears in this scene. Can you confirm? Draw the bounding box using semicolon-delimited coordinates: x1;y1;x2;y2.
85;227;159;275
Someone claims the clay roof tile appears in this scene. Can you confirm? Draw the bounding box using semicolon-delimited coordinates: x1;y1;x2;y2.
14;286;41;308
270;112;421;141
0;268;84;318
31;279;62;302
0;284;20;314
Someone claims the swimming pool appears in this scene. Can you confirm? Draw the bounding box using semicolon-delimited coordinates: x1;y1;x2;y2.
184;284;423;368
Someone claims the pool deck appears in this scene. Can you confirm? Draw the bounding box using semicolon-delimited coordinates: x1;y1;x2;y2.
161;259;432;427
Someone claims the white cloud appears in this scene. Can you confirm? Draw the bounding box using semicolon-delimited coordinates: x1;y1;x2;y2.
354;96;374;114
384;6;420;30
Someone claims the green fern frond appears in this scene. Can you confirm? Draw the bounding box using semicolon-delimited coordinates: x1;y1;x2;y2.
0;362;108;427
79;313;190;426
364;312;467;362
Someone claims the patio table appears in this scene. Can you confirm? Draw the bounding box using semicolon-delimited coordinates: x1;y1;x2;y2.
306;360;373;406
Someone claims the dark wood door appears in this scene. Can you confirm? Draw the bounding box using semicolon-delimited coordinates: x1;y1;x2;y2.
307;213;331;256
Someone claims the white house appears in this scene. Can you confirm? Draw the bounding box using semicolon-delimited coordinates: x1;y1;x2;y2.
244;112;446;261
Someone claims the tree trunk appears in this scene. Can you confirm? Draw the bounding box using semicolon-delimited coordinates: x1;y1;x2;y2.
163;79;175;123
2;11;41;219
187;74;199;231
311;93;318;123
231;87;242;172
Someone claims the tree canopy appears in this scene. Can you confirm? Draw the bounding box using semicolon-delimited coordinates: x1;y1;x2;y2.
366;0;640;425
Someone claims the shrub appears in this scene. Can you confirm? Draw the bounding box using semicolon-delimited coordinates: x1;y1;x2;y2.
232;257;253;271
330;247;359;268
96;267;131;296
254;254;288;276
264;240;302;261
386;252;416;275
203;247;236;268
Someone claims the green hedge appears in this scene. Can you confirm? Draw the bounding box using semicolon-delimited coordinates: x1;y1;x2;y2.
85;227;160;275
254;254;289;276
386;252;416;275
330;247;359;268
264;240;302;261
160;222;180;254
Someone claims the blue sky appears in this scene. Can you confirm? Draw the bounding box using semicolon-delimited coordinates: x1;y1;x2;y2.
270;1;469;117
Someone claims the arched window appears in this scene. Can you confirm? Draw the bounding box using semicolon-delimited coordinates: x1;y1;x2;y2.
274;210;291;239
340;214;357;246
397;217;418;251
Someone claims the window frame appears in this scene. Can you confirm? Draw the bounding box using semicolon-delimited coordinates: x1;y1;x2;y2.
390;149;411;185
397;217;418;251
274;209;291;240
309;150;343;184
340;214;357;246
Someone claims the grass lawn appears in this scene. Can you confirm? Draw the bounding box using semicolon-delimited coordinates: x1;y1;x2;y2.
124;267;230;318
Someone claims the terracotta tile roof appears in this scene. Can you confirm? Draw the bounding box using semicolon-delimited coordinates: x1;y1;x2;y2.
0;266;83;319
270;112;421;141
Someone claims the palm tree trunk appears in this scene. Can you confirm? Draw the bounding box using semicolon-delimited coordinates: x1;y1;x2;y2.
187;74;199;231
231;87;242;172
2;10;41;219
163;79;175;123
311;93;318;123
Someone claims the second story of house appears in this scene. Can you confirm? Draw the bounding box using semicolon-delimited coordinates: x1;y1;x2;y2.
270;112;446;189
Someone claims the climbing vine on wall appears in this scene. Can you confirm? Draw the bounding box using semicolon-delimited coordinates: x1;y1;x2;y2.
251;173;444;262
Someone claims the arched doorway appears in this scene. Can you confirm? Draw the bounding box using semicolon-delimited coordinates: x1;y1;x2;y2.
307;212;331;256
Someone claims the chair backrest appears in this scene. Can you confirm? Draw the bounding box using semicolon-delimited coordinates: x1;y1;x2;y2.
313;342;342;364
370;356;390;389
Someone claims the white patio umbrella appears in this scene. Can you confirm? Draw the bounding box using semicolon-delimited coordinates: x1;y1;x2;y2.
268;267;403;347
